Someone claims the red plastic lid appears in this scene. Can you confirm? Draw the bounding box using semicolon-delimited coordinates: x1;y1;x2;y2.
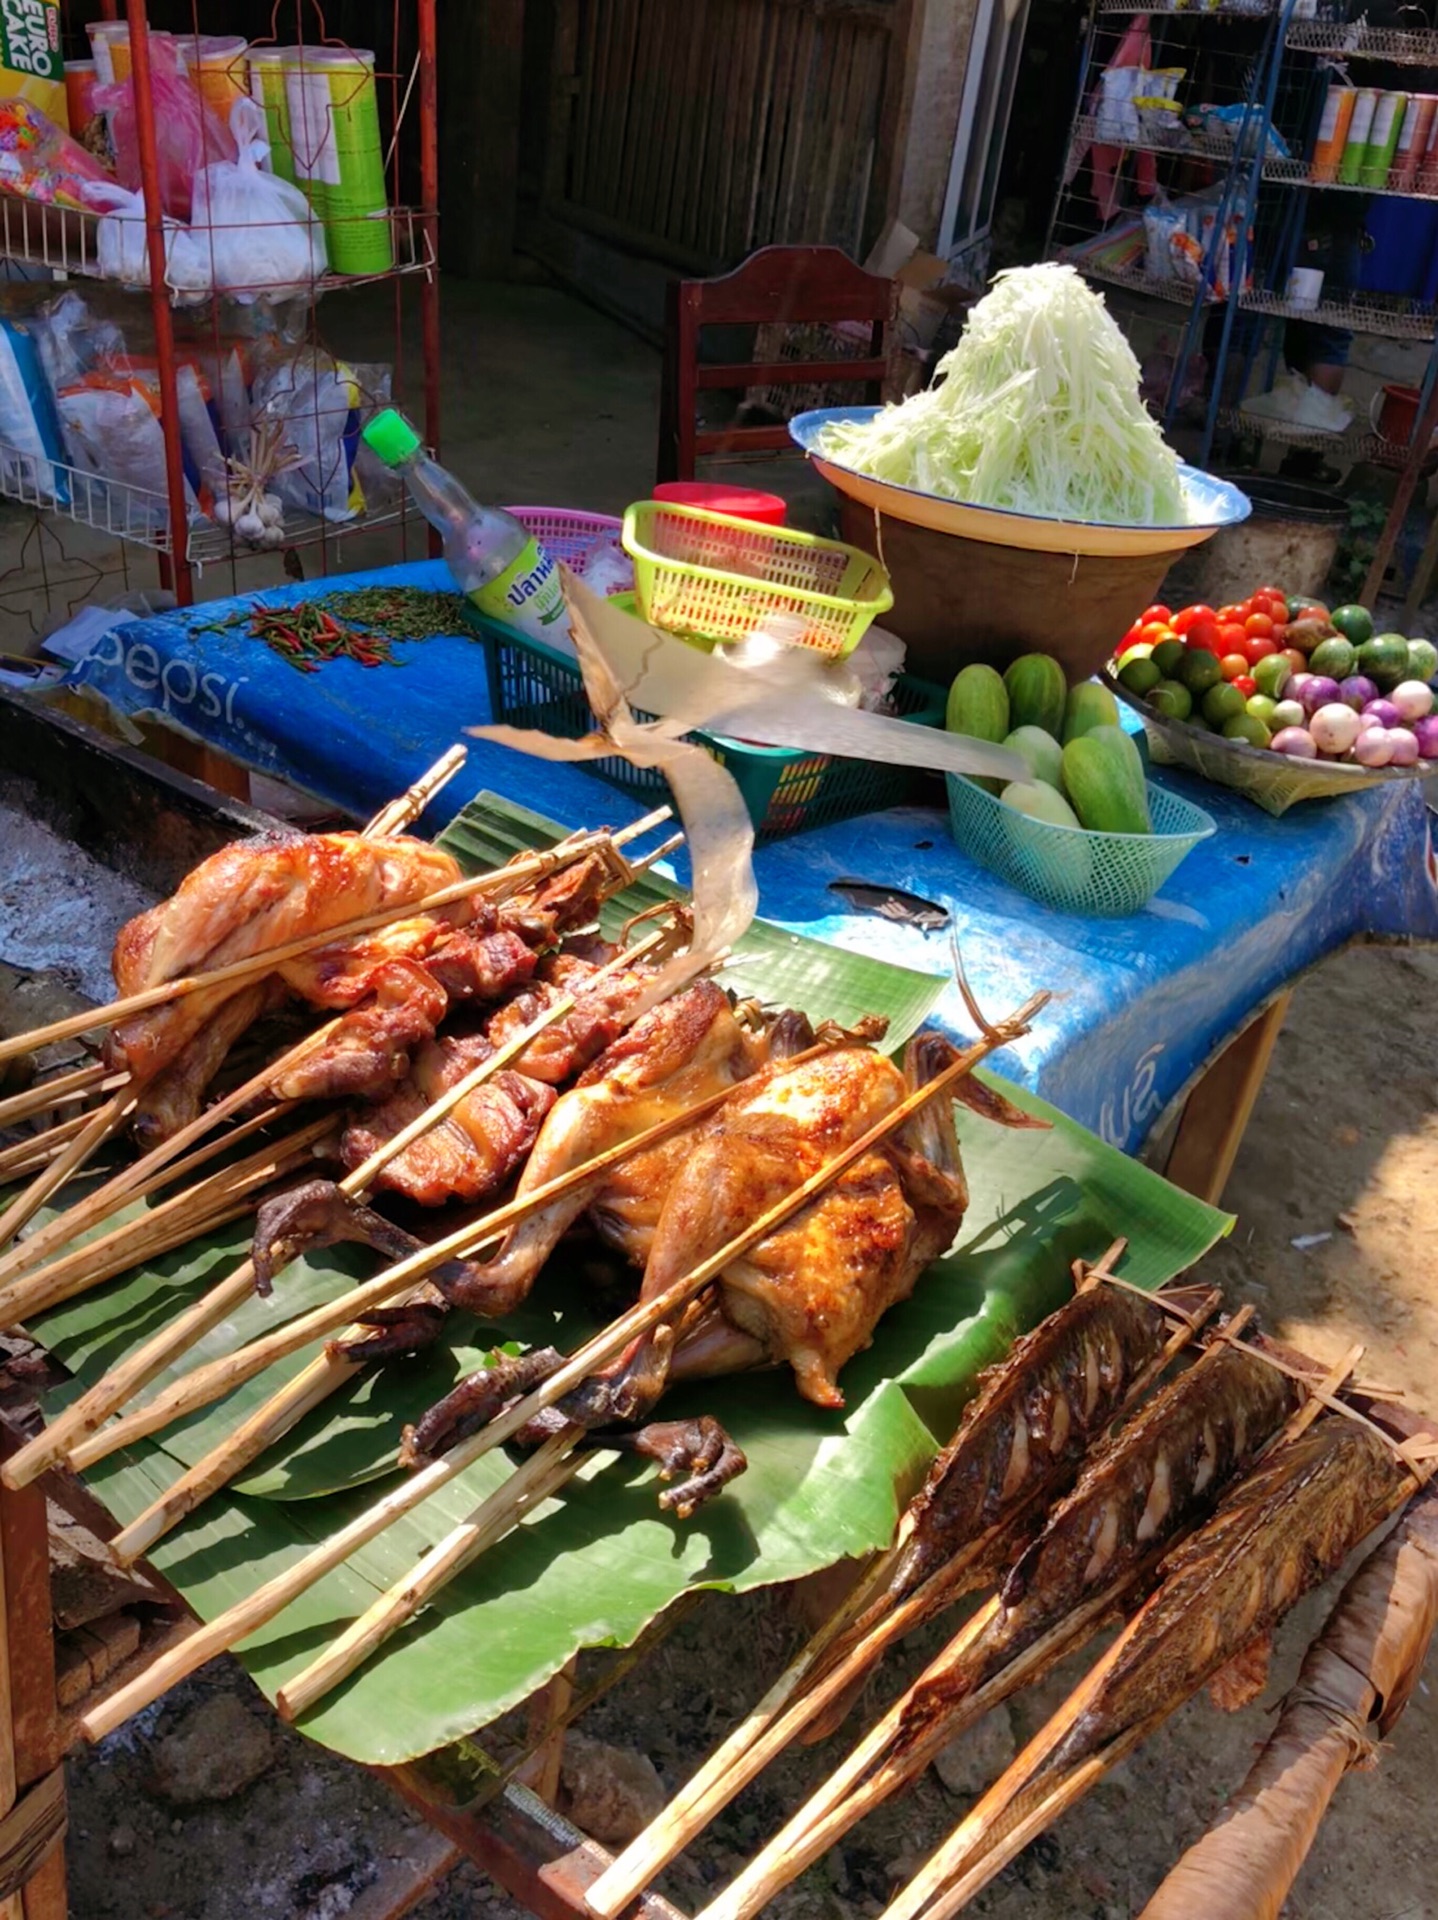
652;481;787;525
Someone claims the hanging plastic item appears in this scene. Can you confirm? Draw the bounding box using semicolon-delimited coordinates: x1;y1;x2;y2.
94;32;236;221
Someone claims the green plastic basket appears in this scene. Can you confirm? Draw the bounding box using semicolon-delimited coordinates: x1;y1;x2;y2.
622;498;893;657
471;606;945;844
946;772;1215;916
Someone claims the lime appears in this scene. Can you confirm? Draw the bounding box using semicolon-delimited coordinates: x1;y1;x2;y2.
1149;678;1192;722
1151;637;1186;679
1177;648;1223;695
1202;681;1247;726
1358;633;1412;692
1224;713;1272;748
1253;653;1291;699
1330;603;1375;646
1309;636;1356;681
1117;642;1154;668
1119;657;1163;696
1246;693;1278;727
1407;637;1438;681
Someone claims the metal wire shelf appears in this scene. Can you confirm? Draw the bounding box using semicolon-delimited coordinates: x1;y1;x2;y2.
1097;1;1274;14
1238;287;1438;340
0;441;408;565
1068;112;1251;168
1284;19;1438;63
1259;154;1438;197
1062;253;1224;306
0;198;436;296
1220;409;1415;464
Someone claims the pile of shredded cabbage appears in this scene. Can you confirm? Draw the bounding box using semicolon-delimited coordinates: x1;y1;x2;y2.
817;263;1189;526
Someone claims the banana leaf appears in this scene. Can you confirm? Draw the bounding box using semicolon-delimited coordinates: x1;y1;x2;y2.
25;794;1230;1766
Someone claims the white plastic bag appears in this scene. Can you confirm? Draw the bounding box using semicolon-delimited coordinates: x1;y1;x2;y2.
250;347;364;521
190;98;327;302
85;181;211;299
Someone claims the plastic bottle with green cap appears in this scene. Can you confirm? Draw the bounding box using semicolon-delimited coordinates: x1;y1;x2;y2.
362;409;568;645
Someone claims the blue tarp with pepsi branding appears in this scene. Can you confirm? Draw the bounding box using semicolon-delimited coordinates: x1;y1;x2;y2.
65;558;1438;1153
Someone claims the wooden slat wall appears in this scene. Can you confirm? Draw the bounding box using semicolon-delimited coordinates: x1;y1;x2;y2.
550;0;896;271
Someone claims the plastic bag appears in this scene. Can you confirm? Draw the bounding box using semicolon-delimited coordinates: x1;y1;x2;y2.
0;97;112;210
1143;199;1188;281
190;98;326;302
251;347;367;521
84;180;211;298
0;315;69;504
54;376;195;530
95;34;236;222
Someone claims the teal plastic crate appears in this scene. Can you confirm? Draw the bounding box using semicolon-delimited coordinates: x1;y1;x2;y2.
468;606;946;844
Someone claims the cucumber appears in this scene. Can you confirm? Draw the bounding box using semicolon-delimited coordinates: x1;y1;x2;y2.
1061;726;1152;834
1002;725;1065;790
1062;680;1121;744
946;663;1010;742
1000;780;1081;828
1003;654;1068;736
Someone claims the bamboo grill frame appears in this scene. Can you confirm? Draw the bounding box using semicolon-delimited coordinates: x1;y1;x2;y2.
78;988;1049;1740
2;830;682;1495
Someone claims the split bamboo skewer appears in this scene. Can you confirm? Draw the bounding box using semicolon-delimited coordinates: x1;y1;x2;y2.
3;1117;335;1330
80;989;1048;1735
0;1061;115;1132
276;1427;590;1719
363;744;468;837
8;919;679;1490
0;1090;138;1257
587;1263;1219;1920
0;1111;96;1181
0;1026;343;1300
0;805;671;1071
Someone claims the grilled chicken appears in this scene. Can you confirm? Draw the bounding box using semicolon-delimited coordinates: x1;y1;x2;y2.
108;832;469;1085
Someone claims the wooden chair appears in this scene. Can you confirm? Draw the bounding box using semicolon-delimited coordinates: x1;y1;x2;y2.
656;245;896;484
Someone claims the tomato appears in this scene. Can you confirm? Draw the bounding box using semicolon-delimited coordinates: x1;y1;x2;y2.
1256;585;1288;607
1171;603;1217;636
1186;617;1220;653
1139;604;1172;626
1120;624;1145;653
1243;637;1278;665
1281;647;1306;676
1243;611;1275;640
1232;674;1258;698
1220;652;1250;681
1217;604;1245;624
1217;621;1248;653
1140;620;1172;645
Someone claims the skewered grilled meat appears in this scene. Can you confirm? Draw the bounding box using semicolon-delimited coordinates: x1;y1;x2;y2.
404;1027;971;1509
896;1335;1302;1756
1045;1415;1411;1777
885;1281;1203;1608
338;1031;556;1206
131;979;285;1147
108;832;470;1085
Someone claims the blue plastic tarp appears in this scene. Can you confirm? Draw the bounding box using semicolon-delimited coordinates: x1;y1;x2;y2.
65;561;1438;1151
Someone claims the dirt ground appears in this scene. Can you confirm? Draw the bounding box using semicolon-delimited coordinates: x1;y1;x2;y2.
63;938;1438;1920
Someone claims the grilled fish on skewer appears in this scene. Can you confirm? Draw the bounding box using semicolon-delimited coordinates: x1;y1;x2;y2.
887;1417;1417;1920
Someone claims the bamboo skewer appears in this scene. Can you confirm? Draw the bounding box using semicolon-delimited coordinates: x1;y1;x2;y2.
0;805;671;1072
276;1428;590;1719
0;1110;95;1181
0;1091;138;1257
363;745;468;837
79;991;1047;1735
0;1060;115;1132
9;921;680;1491
587;1268;1220;1920
3;1117;336;1331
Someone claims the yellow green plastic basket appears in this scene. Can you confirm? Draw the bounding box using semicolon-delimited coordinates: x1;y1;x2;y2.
621;498;893;657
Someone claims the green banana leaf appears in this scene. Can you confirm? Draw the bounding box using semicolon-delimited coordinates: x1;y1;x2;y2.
26;794;1230;1767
